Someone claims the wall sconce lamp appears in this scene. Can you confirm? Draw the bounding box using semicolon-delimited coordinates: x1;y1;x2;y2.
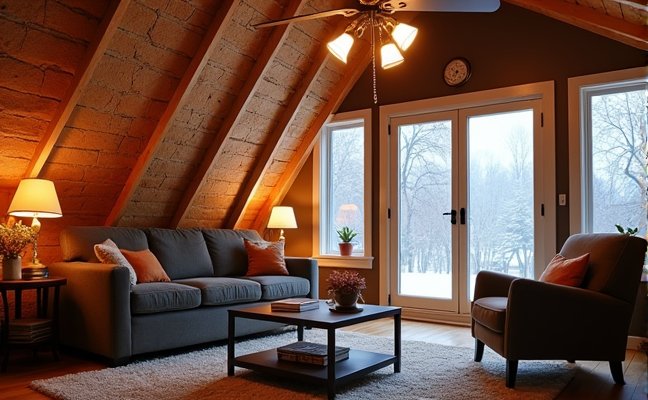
267;206;297;241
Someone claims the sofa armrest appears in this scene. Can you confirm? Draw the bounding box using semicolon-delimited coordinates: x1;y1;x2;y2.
505;278;631;360
285;257;319;299
49;261;132;362
473;270;518;300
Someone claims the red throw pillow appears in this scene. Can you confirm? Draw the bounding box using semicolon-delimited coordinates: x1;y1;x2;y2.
244;240;289;276
539;253;590;287
120;249;171;283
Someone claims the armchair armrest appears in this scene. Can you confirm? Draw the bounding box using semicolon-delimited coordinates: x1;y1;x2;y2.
285;257;319;299
505;278;631;360
473;271;518;300
48;261;132;362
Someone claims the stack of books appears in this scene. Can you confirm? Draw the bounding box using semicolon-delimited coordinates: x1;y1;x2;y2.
271;298;319;312
277;341;349;366
8;319;52;344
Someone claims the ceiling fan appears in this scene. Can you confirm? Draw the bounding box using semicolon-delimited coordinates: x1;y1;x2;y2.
254;0;501;103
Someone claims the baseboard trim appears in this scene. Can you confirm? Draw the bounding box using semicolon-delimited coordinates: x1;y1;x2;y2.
401;307;471;326
627;336;646;350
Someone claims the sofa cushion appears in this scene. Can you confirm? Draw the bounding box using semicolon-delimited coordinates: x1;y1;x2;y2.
61;226;148;262
174;277;262;306
130;282;201;315
121;249;170;283
245;275;310;301
472;296;508;333
202;229;263;276
94;239;138;286
244;240;289;276
145;228;213;280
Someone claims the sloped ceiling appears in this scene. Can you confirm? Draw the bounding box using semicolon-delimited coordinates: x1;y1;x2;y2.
0;0;645;262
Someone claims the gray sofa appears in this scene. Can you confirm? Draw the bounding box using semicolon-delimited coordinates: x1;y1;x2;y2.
50;226;318;364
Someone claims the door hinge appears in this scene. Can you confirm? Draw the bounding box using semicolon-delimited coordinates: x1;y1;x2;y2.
388;294;391;305
388;208;391;219
540;112;544;128
541;203;545;216
388;124;392;135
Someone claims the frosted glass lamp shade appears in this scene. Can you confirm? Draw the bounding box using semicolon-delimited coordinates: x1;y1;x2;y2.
8;179;62;218
381;43;404;69
267;206;297;229
327;33;354;63
391;23;418;51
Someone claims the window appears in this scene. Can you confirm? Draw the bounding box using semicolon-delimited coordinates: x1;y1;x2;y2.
569;67;647;237
313;109;372;268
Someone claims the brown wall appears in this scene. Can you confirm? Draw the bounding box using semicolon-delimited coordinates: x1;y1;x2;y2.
285;3;646;303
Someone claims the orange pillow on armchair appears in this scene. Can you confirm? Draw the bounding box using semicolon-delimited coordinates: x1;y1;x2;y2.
539;253;590;287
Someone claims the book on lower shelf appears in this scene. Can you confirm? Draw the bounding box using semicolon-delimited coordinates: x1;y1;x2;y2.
271;298;319;312
277;341;349;366
8;318;52;343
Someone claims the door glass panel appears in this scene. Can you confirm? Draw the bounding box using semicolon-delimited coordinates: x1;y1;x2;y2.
398;120;453;299
467;110;535;299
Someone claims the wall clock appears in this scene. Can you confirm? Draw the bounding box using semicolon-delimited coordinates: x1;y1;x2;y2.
443;57;471;87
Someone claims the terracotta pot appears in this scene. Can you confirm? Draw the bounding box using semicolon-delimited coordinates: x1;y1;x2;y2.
339;242;353;256
2;256;22;280
333;291;359;308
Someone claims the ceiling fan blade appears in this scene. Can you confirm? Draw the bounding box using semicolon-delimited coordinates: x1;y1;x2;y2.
253;8;360;29
381;0;500;13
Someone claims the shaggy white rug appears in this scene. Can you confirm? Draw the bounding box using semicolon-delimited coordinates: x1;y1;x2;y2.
31;330;575;400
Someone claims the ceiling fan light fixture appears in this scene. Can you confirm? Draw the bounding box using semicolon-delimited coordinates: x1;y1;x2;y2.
327;32;354;63
391;22;418;51
381;42;404;69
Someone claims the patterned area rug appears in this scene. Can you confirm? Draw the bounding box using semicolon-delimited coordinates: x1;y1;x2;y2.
32;330;575;399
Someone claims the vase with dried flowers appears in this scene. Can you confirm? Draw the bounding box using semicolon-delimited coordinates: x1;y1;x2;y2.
0;219;37;280
327;269;366;309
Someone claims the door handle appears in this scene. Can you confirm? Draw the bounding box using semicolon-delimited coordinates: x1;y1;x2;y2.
442;209;457;225
460;208;466;225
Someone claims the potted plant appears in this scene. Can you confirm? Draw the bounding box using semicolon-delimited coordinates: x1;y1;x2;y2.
336;226;357;256
0;218;36;280
327;269;366;309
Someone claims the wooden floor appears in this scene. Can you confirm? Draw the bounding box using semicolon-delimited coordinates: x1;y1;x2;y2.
0;320;645;399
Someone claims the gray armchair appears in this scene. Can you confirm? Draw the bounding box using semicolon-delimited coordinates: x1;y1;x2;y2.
471;233;647;388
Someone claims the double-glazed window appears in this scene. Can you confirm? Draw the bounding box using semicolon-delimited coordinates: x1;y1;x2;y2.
313;109;372;268
569;68;647;237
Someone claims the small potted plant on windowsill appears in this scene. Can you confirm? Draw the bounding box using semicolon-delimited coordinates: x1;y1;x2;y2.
337;226;357;256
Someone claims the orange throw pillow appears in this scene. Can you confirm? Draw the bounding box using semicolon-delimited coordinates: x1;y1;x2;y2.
244;240;289;276
120;249;171;283
539;253;590;287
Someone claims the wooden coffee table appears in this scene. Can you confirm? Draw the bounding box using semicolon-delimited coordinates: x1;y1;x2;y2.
227;301;401;399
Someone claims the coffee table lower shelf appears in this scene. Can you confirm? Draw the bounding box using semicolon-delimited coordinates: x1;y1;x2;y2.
233;348;396;385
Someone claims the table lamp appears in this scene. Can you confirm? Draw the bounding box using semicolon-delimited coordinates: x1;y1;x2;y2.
8;179;62;276
267;206;297;241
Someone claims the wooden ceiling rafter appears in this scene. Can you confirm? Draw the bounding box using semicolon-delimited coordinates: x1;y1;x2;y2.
224;45;332;229
504;0;648;50
250;41;373;232
24;0;132;178
105;0;239;226
170;0;309;228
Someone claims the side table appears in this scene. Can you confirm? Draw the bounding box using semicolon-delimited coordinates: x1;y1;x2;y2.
0;276;67;372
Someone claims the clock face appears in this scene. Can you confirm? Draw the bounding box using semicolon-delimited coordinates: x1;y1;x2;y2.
443;58;471;86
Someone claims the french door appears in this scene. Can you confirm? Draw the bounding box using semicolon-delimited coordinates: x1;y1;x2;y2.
388;99;548;316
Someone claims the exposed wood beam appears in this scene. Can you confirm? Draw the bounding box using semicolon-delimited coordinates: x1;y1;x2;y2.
250;41;372;232
24;0;131;178
170;0;308;228
105;0;238;226
225;47;331;228
504;0;648;50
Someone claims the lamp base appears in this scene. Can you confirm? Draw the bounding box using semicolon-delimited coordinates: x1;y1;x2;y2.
22;265;49;280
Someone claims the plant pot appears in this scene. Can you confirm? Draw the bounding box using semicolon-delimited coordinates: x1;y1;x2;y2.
339;242;353;256
333;291;359;308
2;256;22;280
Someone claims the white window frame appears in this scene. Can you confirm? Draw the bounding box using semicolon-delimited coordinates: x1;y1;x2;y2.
313;109;373;269
568;66;648;233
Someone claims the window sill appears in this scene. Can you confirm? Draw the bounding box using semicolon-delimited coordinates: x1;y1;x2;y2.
314;255;373;269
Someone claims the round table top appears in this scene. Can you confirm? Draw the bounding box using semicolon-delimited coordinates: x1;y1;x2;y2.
0;276;67;289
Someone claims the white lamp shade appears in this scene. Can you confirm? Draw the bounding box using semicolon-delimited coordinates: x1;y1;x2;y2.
381;43;404;69
8;179;62;218
327;33;354;63
391;23;418;51
267;206;297;229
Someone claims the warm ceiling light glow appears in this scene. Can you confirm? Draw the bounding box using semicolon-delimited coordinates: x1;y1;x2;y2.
381;43;404;69
327;32;354;63
391;22;418;51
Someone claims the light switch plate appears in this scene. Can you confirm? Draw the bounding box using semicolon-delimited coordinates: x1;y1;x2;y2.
558;194;567;206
